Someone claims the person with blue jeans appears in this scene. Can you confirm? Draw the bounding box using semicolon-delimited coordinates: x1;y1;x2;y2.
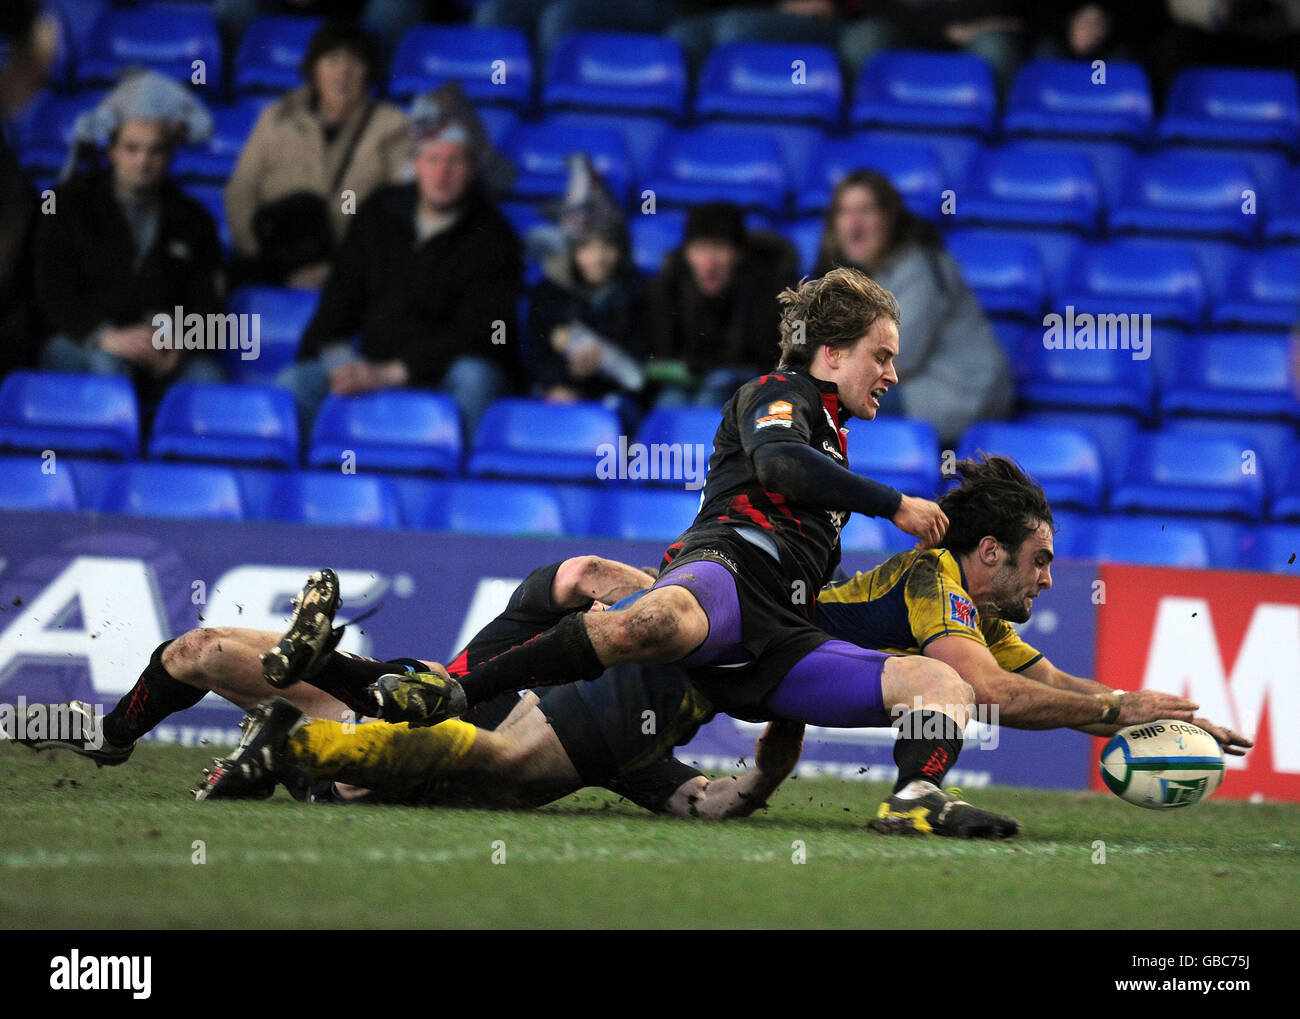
280;82;522;442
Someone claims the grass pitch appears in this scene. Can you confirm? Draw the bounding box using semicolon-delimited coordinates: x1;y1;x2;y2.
2;742;1297;930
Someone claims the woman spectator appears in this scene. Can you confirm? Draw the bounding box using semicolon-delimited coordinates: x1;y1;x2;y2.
225;19;410;288
815;170;1013;445
525;155;649;418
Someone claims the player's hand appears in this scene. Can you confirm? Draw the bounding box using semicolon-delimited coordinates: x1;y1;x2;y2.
1191;716;1253;757
754;718;804;779
892;495;948;549
1116;689;1199;726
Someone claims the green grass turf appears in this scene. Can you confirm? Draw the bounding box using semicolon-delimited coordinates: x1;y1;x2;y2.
2;742;1297;929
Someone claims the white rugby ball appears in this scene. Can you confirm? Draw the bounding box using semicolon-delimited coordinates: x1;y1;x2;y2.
1100;720;1225;809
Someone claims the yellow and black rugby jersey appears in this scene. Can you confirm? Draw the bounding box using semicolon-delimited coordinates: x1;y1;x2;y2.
815;548;1043;672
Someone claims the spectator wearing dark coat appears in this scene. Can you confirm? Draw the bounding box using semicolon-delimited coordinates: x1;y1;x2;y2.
282;82;522;439
525;155;648;411
35;72;225;400
647;202;798;409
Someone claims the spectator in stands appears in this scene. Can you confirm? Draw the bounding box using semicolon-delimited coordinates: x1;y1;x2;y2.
648;201;799;409
213;0;425;67
814;170;1013;445
34;72;226;400
225;19;411;289
0;0;57;379
280;82;522;439
1028;2;1168;64
1146;0;1300;97
525;155;649;415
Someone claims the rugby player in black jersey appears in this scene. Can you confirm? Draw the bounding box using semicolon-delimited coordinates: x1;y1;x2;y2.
20;558;801;818
370;268;1030;837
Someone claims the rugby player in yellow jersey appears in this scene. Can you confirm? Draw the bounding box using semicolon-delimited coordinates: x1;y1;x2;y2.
816;454;1251;832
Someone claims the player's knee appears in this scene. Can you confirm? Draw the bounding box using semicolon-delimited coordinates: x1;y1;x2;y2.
554;556;603;604
163;627;236;682
892;655;973;709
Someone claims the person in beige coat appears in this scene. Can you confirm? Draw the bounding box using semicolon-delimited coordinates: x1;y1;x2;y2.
225;19;410;289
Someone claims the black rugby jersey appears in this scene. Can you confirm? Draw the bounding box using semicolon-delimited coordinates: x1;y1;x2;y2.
688;369;896;591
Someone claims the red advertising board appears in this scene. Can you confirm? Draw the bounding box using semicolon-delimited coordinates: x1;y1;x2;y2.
1094;564;1300;802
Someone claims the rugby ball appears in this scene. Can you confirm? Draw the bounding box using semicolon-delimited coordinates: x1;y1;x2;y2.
1100;720;1225;810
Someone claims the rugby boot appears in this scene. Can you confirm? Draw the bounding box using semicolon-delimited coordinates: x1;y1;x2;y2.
367;666;466;727
869;782;1021;839
192;697;310;801
14;700;134;767
261;568;344;689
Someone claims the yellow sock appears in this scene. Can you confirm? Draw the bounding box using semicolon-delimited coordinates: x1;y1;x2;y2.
287;718;477;795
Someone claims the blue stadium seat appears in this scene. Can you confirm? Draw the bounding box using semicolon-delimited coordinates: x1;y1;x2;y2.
11;90;105;174
420;479;566;536
845;418;941;498
948;226;1083;294
642;127;788;215
101;462;244;520
781;216;823;276
468;399;621;480
47;0;110;71
268;471;401;529
148;382;299;466
629;206;691;274
475;105;520;147
1243;524;1300;573
545;110;673;180
77;3;222;89
233;15;321;95
388;26;533;107
1269;460;1300;522
1162;418;1294;503
957;421;1105;512
1007;137;1135;211
172;102;261;182
1004;59;1152;142
696;41;842;127
1212;247;1300;330
694;120;825;196
1057;240;1207;329
1266;165;1300;242
591;488;702;541
183;182;233;253
635;407;719;461
223;286;317;384
959;144;1102;233
0;454;80;512
1109;152;1257;242
1157;68;1300;153
797;135;944;219
503;120;632;202
1010;325;1155;419
1160;333;1300;422
856;129;983;186
1085;516;1212;568
308;391;461;475
543;32;687;119
1019;412;1139;488
945;230;1047;320
1110;431;1265;519
1041;507;1089;559
0;371;139;458
850;51;996;135
1173;516;1249;569
839;514;915;555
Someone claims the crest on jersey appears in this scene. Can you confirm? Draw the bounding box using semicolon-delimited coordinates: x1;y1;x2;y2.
949;592;977;628
755;400;794;429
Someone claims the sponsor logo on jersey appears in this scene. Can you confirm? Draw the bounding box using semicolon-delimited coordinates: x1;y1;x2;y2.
949;592;977;628
821;439;845;462
755;400;795;430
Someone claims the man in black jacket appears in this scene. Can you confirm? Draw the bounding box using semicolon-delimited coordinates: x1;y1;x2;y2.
34;72;225;400
281;83;522;439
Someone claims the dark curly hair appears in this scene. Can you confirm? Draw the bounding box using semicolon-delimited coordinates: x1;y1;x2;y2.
938;454;1054;557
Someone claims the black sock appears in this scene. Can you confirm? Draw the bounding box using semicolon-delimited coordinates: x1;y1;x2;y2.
308;653;408;716
102;640;206;747
892;709;964;794
459;612;606;706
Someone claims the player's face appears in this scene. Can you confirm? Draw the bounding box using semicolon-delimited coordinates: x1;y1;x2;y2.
825;317;899;420
107;119;171;197
414;139;474;211
832;184;888;268
988;521;1054;623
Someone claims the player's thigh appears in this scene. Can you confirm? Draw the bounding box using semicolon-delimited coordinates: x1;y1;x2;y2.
593;584;710;663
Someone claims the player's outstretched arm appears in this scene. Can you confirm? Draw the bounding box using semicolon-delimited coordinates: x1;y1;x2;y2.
1019;658;1253;756
663;719;805;820
925;635;1198;730
752;441;947;547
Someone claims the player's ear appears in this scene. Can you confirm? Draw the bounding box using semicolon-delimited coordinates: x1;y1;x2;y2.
978;535;1000;565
